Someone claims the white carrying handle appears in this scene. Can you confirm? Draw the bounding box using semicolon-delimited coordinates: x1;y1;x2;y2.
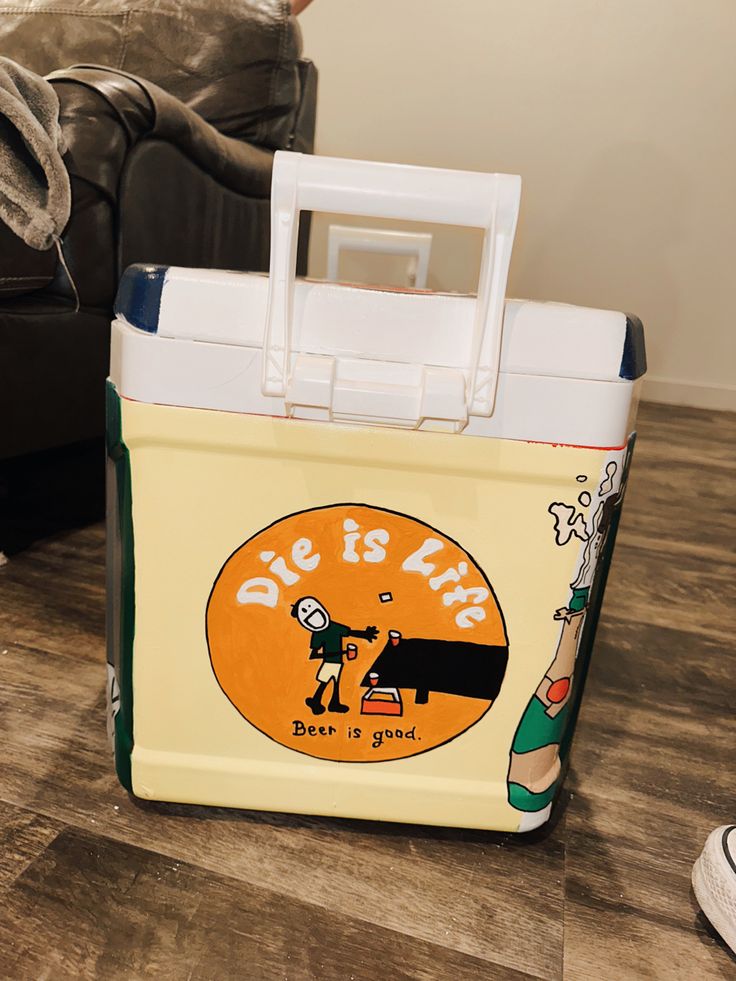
263;152;521;417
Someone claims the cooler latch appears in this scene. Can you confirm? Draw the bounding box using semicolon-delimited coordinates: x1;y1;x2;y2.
286;354;468;432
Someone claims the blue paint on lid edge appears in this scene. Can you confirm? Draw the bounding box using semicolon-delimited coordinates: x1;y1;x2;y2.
620;315;647;380
114;264;167;334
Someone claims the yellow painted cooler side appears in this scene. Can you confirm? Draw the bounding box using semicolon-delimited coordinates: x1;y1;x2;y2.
112;391;632;832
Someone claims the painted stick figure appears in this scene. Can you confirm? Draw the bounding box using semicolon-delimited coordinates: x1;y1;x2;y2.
291;597;379;715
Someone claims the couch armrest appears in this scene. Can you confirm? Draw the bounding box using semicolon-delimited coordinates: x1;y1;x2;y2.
50;65;275;199
39;66;277;308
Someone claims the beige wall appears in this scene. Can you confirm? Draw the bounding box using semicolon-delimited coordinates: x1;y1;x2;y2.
299;0;736;410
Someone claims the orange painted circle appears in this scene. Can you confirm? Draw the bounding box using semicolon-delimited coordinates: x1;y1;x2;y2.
206;505;508;762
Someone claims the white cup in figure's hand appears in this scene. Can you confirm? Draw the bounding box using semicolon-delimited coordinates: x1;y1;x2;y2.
389;630;401;646
346;643;357;660
369;672;379;687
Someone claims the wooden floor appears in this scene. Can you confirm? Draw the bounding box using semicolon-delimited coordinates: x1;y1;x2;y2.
0;402;734;980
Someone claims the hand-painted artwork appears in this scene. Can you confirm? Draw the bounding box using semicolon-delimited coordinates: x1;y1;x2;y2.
206;504;509;762
507;444;632;825
106;661;121;753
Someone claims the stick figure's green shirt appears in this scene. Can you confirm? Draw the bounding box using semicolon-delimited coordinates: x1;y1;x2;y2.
311;622;350;662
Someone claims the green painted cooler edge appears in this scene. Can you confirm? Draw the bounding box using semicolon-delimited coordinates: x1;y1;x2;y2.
105;381;135;792
508;780;558;812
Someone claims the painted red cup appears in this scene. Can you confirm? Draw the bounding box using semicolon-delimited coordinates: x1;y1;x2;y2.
346;643;357;660
389;630;401;646
369;672;379;687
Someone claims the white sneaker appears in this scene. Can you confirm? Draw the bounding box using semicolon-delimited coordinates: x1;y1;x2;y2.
692;825;736;954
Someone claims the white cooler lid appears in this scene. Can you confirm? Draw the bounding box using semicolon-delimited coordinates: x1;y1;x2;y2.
110;153;645;448
110;263;645;449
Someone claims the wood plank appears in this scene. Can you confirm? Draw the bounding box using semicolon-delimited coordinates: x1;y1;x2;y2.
622;403;736;557
602;542;735;644
0;525;105;661
635;402;736;465
0;827;537;981
0;800;61;896
563;613;736;977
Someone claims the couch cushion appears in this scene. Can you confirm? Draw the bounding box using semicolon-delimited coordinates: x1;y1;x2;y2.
0;221;56;297
0;0;302;150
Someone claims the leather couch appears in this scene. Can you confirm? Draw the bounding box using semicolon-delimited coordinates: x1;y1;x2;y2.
0;2;316;550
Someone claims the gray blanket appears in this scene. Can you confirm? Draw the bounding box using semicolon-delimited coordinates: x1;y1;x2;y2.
0;56;70;251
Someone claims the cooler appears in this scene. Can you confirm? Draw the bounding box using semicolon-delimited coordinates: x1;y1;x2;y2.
106;153;646;832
